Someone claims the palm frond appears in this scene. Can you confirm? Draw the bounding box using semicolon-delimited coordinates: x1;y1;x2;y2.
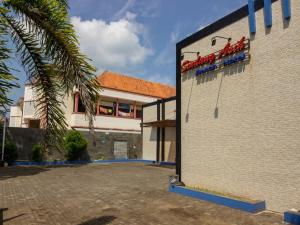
6;0;101;121
0;10;19;113
3;13;67;148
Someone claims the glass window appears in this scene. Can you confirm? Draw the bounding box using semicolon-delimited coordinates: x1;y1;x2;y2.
99;101;114;115
136;110;142;119
78;98;86;113
118;103;132;117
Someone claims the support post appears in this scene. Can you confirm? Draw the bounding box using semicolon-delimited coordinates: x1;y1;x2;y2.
116;99;119;117
74;93;79;113
156;100;161;163
1;114;7;162
96;102;100;115
161;99;165;162
133;102;137;119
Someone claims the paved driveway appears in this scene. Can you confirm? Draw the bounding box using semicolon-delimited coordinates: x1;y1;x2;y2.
0;163;283;225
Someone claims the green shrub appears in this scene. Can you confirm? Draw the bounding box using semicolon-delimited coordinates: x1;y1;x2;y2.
31;144;44;162
4;140;18;165
63;130;87;161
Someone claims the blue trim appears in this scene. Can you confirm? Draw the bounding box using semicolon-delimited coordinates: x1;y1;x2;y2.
13;159;155;166
159;161;176;166
248;0;257;33
93;159;154;164
263;0;272;27
284;211;300;225
282;0;291;19
169;185;265;213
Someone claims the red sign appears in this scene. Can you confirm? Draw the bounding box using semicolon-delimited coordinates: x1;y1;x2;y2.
181;37;247;73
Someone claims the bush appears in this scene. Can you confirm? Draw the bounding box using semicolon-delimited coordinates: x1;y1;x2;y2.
31;144;44;162
63;130;87;161
4;140;18;165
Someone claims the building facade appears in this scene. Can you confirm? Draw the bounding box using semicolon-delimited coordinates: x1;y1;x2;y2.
9;71;175;160
176;0;299;212
142;97;176;163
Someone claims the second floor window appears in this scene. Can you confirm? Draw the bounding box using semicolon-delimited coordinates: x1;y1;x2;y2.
99;101;114;115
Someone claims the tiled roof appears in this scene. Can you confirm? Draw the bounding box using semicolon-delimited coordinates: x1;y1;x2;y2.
97;71;176;99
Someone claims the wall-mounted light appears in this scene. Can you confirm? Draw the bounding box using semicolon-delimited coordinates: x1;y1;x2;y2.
181;51;200;60
211;36;232;46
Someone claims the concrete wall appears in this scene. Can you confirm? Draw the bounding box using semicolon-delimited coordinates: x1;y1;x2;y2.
80;130;142;160
9;106;22;127
164;127;176;162
70;114;141;132
7;127;141;161
142;99;176;162
180;0;300;212
142;104;158;160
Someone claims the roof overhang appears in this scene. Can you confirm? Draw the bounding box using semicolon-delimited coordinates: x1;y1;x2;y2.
142;119;176;128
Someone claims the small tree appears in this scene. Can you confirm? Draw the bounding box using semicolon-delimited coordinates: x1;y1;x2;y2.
4;140;18;165
63;130;87;161
31;144;44;162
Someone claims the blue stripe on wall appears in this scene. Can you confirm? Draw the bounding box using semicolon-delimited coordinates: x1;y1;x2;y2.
248;0;256;33
264;0;273;27
282;0;291;19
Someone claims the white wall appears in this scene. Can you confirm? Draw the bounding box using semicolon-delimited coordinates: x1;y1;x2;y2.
142;99;176;162
70;114;141;132
142;104;158;160
24;85;34;101
9;106;22;127
101;88;158;104
180;0;300;212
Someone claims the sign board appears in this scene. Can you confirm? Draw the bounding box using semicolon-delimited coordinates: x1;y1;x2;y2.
181;37;250;76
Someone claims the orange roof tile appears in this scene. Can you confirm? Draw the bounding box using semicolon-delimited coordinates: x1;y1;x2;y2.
97;71;176;99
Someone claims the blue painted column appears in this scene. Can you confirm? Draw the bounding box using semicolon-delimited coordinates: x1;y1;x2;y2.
264;0;272;27
248;0;256;33
282;0;291;19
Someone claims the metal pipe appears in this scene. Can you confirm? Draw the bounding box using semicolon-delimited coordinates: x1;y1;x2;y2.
1;113;7;161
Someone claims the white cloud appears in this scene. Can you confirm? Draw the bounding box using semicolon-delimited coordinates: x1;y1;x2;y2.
71;12;153;73
154;28;179;66
112;0;136;20
146;73;175;86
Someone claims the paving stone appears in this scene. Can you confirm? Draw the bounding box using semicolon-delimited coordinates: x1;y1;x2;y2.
0;164;283;225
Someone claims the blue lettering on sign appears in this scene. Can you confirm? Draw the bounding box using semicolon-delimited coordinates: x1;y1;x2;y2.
196;64;217;76
223;53;246;66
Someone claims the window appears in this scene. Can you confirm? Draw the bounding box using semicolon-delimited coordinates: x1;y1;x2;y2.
73;94;86;113
78;98;86;113
99;101;114;115
136;110;142;119
135;105;142;119
118;103;132;117
28;119;40;128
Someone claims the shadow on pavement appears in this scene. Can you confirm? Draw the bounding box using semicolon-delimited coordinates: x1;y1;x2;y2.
0;164;85;180
3;213;26;223
77;216;117;225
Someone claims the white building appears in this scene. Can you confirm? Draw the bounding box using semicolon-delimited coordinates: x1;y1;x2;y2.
9;71;176;134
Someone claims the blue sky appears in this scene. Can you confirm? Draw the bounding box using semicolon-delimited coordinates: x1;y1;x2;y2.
9;0;248;103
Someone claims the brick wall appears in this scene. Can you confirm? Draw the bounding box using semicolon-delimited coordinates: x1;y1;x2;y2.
180;0;300;212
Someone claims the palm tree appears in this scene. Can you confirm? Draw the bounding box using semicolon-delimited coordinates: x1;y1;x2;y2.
0;0;100;149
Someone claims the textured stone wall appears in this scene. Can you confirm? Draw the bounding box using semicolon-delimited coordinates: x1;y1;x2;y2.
180;0;300;212
7;127;141;161
80;130;142;160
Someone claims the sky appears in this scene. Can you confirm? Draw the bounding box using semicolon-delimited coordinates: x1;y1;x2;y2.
9;0;248;103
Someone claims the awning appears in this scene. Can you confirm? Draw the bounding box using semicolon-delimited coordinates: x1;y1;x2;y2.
142;119;176;128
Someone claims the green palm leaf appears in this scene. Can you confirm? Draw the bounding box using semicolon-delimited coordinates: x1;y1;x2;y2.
0;0;101;149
